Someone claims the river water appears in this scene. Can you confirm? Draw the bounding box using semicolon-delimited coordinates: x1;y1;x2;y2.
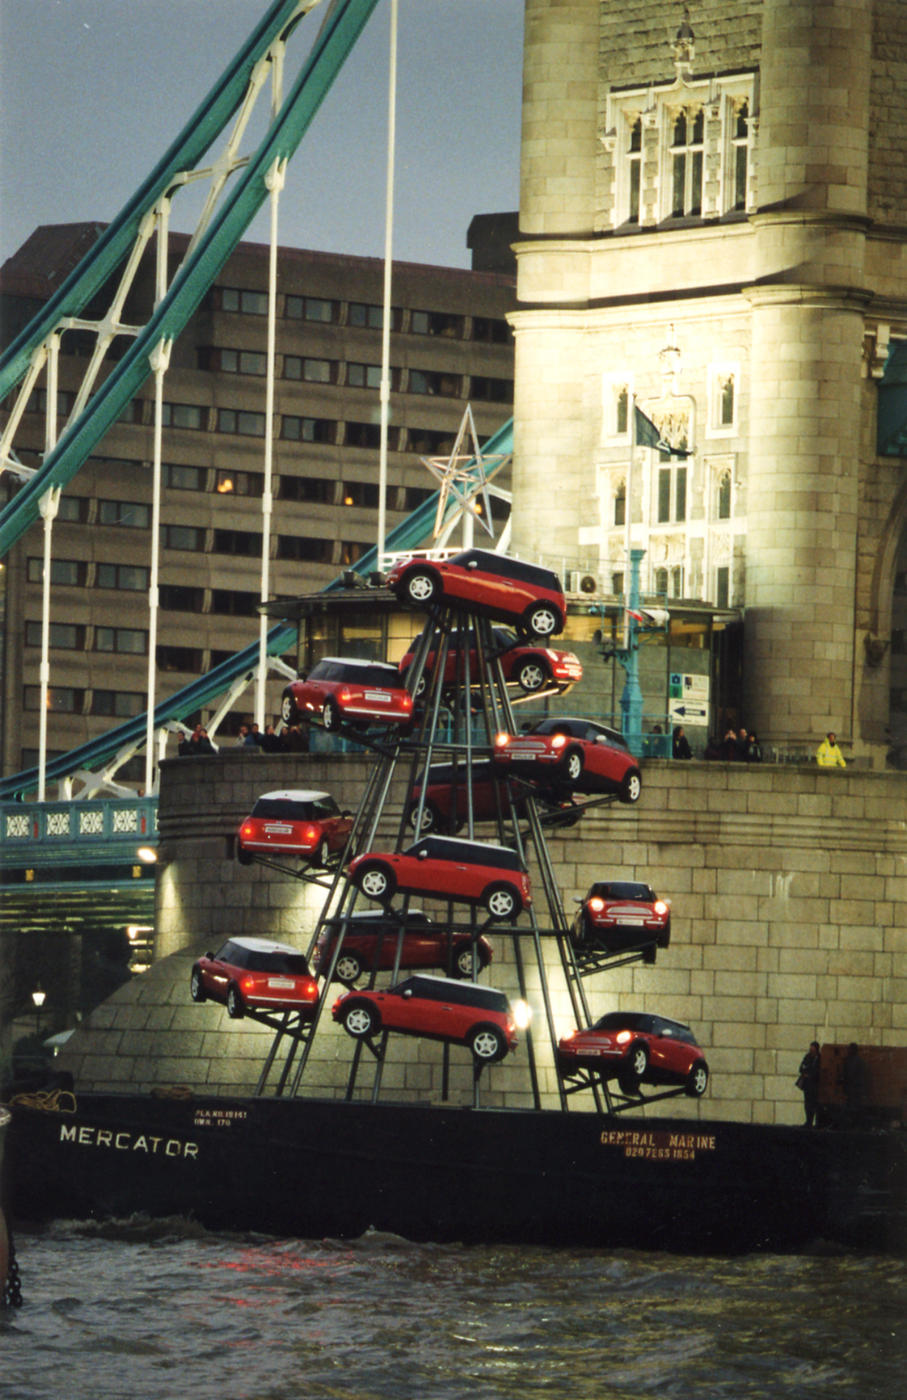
2;1219;904;1400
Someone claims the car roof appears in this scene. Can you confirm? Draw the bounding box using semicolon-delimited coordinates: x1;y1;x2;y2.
316;656;399;671
217;936;303;957
405;835;520;859
253;789;331;804
447;548;562;589
533;716;628;746
393;973;509;1001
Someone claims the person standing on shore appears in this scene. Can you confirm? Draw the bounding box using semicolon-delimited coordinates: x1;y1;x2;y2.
797;1041;822;1127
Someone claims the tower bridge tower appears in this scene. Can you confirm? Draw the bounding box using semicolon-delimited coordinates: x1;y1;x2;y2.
511;0;907;759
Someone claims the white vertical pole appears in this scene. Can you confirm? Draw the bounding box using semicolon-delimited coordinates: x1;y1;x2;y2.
624;394;635;650
37;486;60;803
145;338;171;796
376;0;398;572
258;157;286;727
37;333;62;802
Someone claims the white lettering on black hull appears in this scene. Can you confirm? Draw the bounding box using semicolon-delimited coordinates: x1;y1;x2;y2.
60;1123;199;1159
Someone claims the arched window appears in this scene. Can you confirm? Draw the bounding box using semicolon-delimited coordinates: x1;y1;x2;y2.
614;481;626;527
671;108;703;217
616;385;629;435
733;101;749;210
627;119;642;225
718;471;732;520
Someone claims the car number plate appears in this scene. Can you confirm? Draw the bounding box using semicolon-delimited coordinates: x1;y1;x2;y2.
265;824;293;834
267;978;296;989
365;691;390;702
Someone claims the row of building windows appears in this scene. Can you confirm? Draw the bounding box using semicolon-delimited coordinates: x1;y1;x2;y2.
215;287;512;344
198;348;513;402
18;389;501;450
21;625;264;675
43;477;434;524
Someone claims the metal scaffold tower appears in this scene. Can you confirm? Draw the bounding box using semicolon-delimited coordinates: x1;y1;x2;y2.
234;586;679;1116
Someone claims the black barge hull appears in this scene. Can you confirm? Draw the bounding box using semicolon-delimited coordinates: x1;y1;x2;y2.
6;1091;905;1254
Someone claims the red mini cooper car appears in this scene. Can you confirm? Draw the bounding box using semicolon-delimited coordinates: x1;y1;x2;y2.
236;789;353;866
406;759;579;835
386;548;566;638
571;880;671;962
314;910;493;984
493;716;642;803
280;657;413;731
399;626;582;696
347;835;532;921
190;936;319;1020
557;1011;709;1097
332;973;522;1061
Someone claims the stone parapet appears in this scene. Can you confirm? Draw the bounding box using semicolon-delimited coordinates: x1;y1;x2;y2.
58;756;906;1129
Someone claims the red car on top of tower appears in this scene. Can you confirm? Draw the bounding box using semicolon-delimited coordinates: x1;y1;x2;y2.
385;548;566;638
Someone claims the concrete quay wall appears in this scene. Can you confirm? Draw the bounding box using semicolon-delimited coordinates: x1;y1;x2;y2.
60;753;907;1127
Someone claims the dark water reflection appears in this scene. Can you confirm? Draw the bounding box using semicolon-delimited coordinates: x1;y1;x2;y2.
2;1219;904;1399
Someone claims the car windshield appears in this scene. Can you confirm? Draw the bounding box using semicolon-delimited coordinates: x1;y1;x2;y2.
251;798;318;820
311;660;400;689
243;950;311;975
592;1012;654;1032
589;882;654;901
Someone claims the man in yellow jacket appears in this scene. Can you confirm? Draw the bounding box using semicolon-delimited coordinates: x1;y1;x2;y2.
816;731;846;767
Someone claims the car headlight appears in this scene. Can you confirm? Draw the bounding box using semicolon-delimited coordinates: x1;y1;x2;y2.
512;999;532;1030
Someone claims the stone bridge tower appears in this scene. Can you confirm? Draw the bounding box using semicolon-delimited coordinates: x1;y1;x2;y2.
511;0;907;760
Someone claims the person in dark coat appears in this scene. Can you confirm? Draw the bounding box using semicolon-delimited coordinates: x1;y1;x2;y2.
797;1041;821;1127
672;724;692;760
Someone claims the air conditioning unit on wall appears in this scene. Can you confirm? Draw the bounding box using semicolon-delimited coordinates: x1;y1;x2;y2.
568;571;600;595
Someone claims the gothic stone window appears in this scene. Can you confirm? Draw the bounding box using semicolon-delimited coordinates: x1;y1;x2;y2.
602;72;755;230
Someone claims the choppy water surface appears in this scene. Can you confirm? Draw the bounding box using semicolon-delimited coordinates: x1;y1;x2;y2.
2;1219;904;1400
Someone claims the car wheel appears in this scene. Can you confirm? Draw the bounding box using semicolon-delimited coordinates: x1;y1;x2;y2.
525;603;559;638
407;800;438;834
484;883;520;921
280;690;298;725
189;967;206;1003
226;984;245;1020
563;748;584;783
452;943;486;978
686;1060;709;1098
404;570;439;607
236;843;253;866
620;768;642;803
334;952;364;985
313;837;330;868
617;1041;649;1092
322;698;342;731
642;941;658;964
342;1002;379;1039
515;658;548;693
469;1025;506;1062
356;862;396;903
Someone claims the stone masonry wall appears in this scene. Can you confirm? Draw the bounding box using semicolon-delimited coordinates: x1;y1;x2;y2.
59;753;906;1128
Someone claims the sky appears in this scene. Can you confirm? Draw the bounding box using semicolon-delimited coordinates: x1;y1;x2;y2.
0;0;525;271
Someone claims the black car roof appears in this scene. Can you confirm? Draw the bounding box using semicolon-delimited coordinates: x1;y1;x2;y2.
391;974;510;1010
588;881;656;901
448;549;562;592
404;835;525;870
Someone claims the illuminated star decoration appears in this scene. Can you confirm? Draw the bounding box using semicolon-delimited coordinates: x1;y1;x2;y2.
422;404;507;541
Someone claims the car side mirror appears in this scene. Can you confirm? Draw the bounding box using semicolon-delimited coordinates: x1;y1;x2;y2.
467;560;477;569
417;849;428;860
205;951;214;960
402;988;413;998
572;897;582;904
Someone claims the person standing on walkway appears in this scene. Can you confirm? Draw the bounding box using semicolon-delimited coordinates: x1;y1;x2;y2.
816;732;846;767
797;1041;822;1127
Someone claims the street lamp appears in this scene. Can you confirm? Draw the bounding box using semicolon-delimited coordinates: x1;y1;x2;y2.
31;982;46;1037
